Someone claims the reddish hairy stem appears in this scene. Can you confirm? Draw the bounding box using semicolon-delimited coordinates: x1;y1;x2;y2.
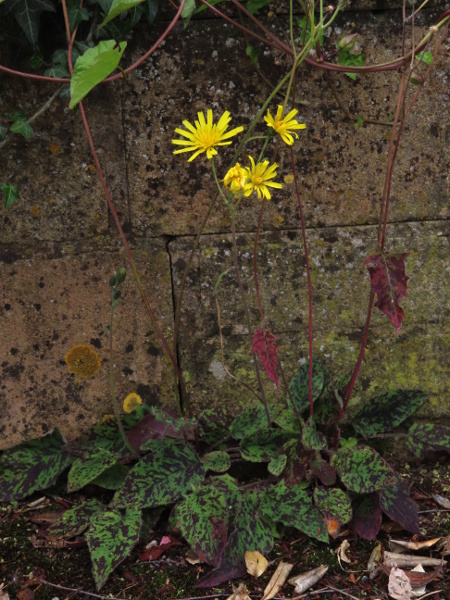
290;146;314;417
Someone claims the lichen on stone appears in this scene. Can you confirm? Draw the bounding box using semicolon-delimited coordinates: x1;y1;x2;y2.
65;344;101;378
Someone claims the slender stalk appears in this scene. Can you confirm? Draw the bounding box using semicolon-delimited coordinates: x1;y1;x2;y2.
109;301;139;458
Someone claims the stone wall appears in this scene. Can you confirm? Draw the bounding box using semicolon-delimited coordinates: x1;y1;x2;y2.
0;3;448;448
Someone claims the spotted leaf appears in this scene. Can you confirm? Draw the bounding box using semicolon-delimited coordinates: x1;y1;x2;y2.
67;448;120;492
331;445;396;493
314;488;352;538
288;358;329;415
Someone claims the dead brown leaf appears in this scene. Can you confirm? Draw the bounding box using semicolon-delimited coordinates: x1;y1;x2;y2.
185;548;201;565
383;551;443;568
367;542;383;579
432;494;450;509
390;538;442;552
261;561;293;600
336;539;352;568
380;563;443;588
388;566;413;600
288;565;328;594
226;582;251;600
0;584;10;600
245;550;268;577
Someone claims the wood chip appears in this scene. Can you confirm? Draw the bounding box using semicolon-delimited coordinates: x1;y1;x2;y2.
262;561;293;600
288;565;328;594
383;551;444;568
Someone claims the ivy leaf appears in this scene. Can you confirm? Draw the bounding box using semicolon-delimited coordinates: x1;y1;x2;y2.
364;252;409;334
331;445;396;494
9;119;33;140
1;183;19;209
172;484;228;567
352;390;427;438
0;429;73;501
70;40;127;109
86;506;142;590
251;327;279;390
66;0;90;31
113;443;205;509
3;0;55;46
99;0;146;28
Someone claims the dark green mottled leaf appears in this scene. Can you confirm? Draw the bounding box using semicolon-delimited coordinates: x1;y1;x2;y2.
268;454;287;476
240;430;291;462
202;451;231;473
313;373;349;425
314;488;352;537
198;406;234;444
331;445;396;493
113;443;205;509
66;0;89;30
380;478;421;534
260;481;328;543
49;499;104;537
91;463;129;490
310;457;336;485
67;449;119;492
86;506;142;590
302;416;327;450
408;423;450;457
351;493;381;540
229;405;270;440
272;408;302;434
281;439;313;486
353;390;427;438
0;429;73;502
288;358;329;415
172;484;228;566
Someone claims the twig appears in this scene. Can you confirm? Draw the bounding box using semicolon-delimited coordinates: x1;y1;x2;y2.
292;586;361;599
40;579;125;600
0;86;61;150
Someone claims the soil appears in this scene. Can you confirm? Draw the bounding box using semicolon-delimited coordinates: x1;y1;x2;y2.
0;458;449;600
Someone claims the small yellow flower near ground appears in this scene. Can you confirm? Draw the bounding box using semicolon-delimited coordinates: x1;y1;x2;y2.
172;109;244;162
244;156;282;200
223;162;248;195
65;344;101;378
123;392;143;413
284;174;294;184
264;105;306;146
102;414;114;422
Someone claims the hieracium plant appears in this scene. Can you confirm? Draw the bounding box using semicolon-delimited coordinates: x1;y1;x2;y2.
1;0;449;592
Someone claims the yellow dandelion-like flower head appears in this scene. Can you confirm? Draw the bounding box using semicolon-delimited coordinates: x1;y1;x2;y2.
223;162;248;195
123;392;143;414
102;414;114;422
244;156;283;200
264;105;306;146
65;344;101;378
172;109;244;162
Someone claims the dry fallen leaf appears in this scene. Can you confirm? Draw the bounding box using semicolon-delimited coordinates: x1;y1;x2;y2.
436;534;450;555
0;584;10;600
226;582;251;600
432;493;450;509
390;537;442;552
245;550;268;577
409;564;426;597
380;563;443;588
262;561;293;600
336;539;352;568
388;566;412;600
185;548;201;565
367;542;383;579
288;565;328;594
383;551;443;568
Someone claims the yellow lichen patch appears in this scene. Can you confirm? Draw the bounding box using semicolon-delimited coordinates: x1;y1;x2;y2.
65;344;101;378
30;206;40;216
49;143;61;155
123;392;143;413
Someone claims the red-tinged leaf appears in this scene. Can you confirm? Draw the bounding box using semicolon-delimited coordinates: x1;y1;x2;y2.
380;478;421;535
351;493;381;540
251;327;279;390
364;252;409;334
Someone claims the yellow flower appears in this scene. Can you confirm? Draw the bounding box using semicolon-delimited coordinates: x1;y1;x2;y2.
65;345;101;378
244;156;282;200
264;105;306;145
223;162;248;195
123;392;143;413
172;109;244;162
102;414;114;422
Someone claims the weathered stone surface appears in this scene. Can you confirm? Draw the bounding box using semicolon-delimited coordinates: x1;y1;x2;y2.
0;244;175;449
1;79;128;243
170;220;449;415
125;8;448;237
